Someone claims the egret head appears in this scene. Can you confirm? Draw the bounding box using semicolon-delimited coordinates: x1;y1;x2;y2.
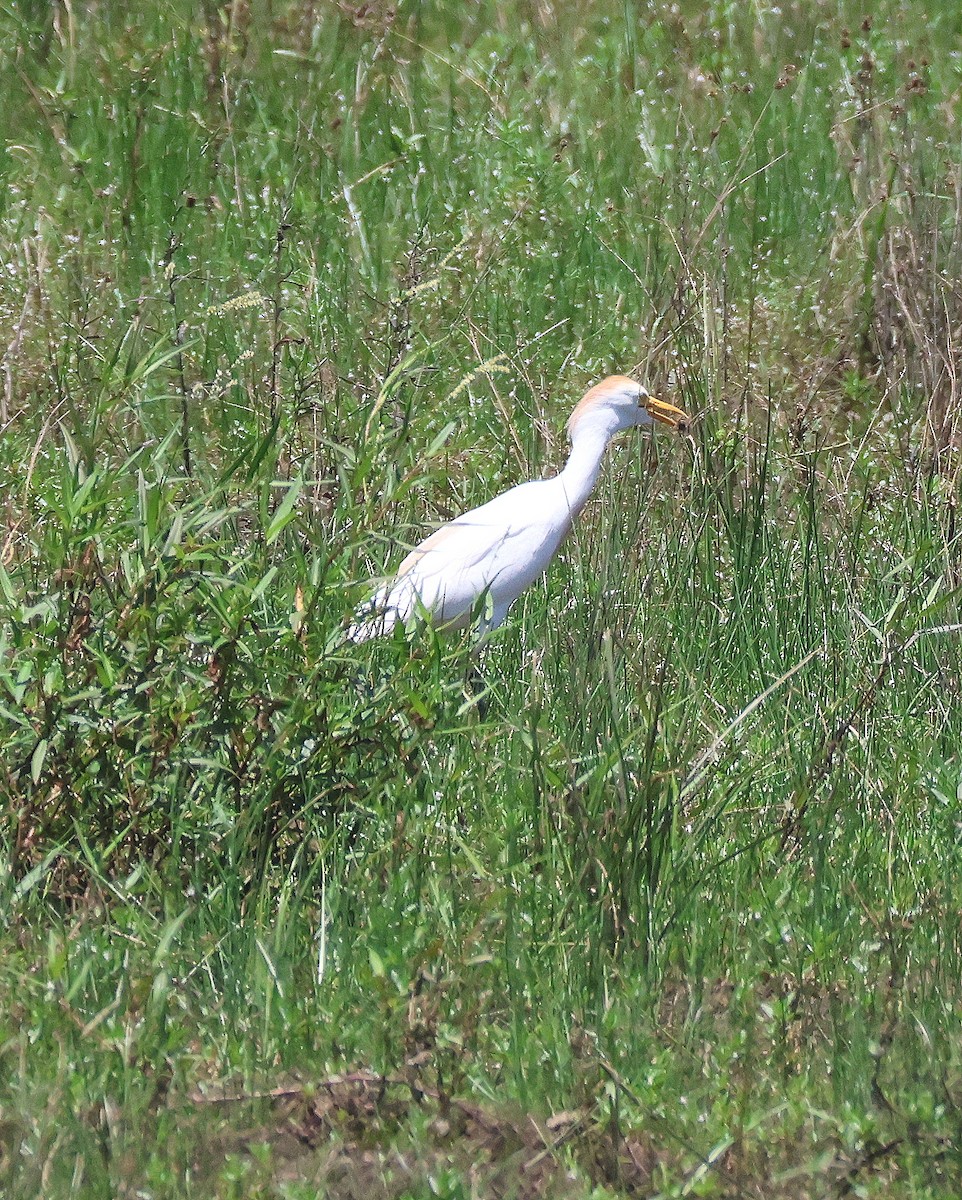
567;375;689;440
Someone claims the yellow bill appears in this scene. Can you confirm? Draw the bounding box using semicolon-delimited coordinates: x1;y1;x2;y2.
644;396;690;433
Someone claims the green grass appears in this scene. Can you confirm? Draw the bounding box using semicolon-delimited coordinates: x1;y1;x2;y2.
2;1;962;1195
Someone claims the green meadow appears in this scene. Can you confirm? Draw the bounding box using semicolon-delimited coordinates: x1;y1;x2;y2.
3;1;962;1195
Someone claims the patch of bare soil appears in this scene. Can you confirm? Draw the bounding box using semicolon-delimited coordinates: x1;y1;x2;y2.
189;1070;671;1198
181;968;956;1198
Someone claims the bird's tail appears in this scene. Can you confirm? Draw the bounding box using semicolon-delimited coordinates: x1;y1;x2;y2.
346;588;398;642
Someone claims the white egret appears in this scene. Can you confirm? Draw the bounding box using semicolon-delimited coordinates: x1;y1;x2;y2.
348;375;689;641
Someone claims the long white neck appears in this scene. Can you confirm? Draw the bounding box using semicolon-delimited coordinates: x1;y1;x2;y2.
557;416;619;519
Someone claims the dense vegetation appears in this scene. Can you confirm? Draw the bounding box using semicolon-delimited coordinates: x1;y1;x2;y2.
2;1;962;1195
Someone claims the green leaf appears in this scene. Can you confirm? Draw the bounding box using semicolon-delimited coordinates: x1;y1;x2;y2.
265;476;303;545
426;420;458;457
30;738;48;784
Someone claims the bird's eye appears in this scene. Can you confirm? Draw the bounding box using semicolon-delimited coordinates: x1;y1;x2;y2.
677;419;689;435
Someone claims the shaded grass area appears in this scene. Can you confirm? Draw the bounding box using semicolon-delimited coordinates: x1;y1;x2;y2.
2;1;962;1195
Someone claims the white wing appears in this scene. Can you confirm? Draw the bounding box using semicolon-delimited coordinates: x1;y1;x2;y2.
349;479;570;639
